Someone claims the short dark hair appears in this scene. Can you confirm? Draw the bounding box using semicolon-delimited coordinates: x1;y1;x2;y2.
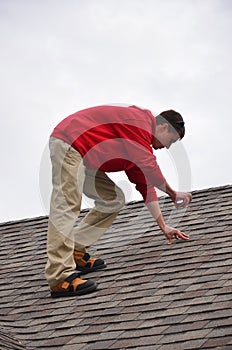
156;109;185;139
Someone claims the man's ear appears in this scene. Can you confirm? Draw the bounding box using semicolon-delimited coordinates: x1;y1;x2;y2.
160;123;169;132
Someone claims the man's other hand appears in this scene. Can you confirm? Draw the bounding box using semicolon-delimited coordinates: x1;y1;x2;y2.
174;192;192;208
163;225;190;245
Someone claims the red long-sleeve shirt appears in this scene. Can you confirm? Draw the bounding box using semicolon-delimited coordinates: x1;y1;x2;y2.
51;105;166;202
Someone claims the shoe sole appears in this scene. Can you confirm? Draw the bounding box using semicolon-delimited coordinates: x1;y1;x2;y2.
50;282;97;298
77;263;107;275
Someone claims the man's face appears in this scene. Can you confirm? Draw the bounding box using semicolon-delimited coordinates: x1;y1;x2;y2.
153;123;180;150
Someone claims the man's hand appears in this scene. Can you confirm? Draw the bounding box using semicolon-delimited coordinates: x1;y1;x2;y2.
145;201;190;245
162;225;190;245
160;181;192;209
174;192;192;209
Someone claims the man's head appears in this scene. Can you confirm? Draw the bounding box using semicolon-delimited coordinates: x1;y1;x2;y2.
153;110;185;150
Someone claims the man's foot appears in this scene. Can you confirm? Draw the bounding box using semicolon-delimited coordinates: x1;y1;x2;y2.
50;272;97;298
74;250;106;274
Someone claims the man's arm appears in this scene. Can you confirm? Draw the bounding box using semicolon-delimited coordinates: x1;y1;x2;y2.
146;200;190;245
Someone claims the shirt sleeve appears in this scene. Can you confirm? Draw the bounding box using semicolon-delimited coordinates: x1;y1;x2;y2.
125;157;166;203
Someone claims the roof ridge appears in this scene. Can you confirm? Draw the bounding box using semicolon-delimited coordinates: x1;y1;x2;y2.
0;184;231;226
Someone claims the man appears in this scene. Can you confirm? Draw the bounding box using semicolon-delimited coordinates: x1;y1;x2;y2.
45;105;192;298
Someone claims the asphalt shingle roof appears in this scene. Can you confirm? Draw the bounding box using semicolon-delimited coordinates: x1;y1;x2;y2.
0;185;232;350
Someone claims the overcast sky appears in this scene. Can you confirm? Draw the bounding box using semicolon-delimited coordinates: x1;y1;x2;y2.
0;0;231;222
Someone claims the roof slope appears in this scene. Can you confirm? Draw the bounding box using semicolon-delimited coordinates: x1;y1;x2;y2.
0;185;232;350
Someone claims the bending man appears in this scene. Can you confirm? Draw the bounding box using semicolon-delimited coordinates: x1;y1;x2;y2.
45;105;192;298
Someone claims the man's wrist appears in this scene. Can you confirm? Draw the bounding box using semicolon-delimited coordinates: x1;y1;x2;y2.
160;180;176;201
166;187;176;202
157;213;166;232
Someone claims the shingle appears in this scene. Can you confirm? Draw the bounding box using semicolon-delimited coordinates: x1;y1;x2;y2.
207;326;232;339
109;334;163;349
98;320;143;332
150;314;187;326
42;335;76;346
0;185;232;349
158;328;212;344
59;344;87;350
65;330;123;345
158;339;207;350
165;295;216;309
94;312;140;324
121;325;169;338
82;340;117;350
0;327;28;350
162;320;209;334
201;335;232;348
183;308;232;323
130;346;162;350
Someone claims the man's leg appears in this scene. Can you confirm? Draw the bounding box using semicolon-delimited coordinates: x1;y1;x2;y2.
73;169;125;252
45;138;96;295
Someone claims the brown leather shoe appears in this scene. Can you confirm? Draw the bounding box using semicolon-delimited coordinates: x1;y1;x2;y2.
50;272;97;298
74;250;106;274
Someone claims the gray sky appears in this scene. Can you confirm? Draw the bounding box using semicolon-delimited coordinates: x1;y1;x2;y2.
1;0;232;222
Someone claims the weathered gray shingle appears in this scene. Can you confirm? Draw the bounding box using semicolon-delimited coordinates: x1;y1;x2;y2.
0;185;232;349
0;327;28;349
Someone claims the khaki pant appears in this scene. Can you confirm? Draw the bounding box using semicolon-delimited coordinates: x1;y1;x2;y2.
45;137;125;287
